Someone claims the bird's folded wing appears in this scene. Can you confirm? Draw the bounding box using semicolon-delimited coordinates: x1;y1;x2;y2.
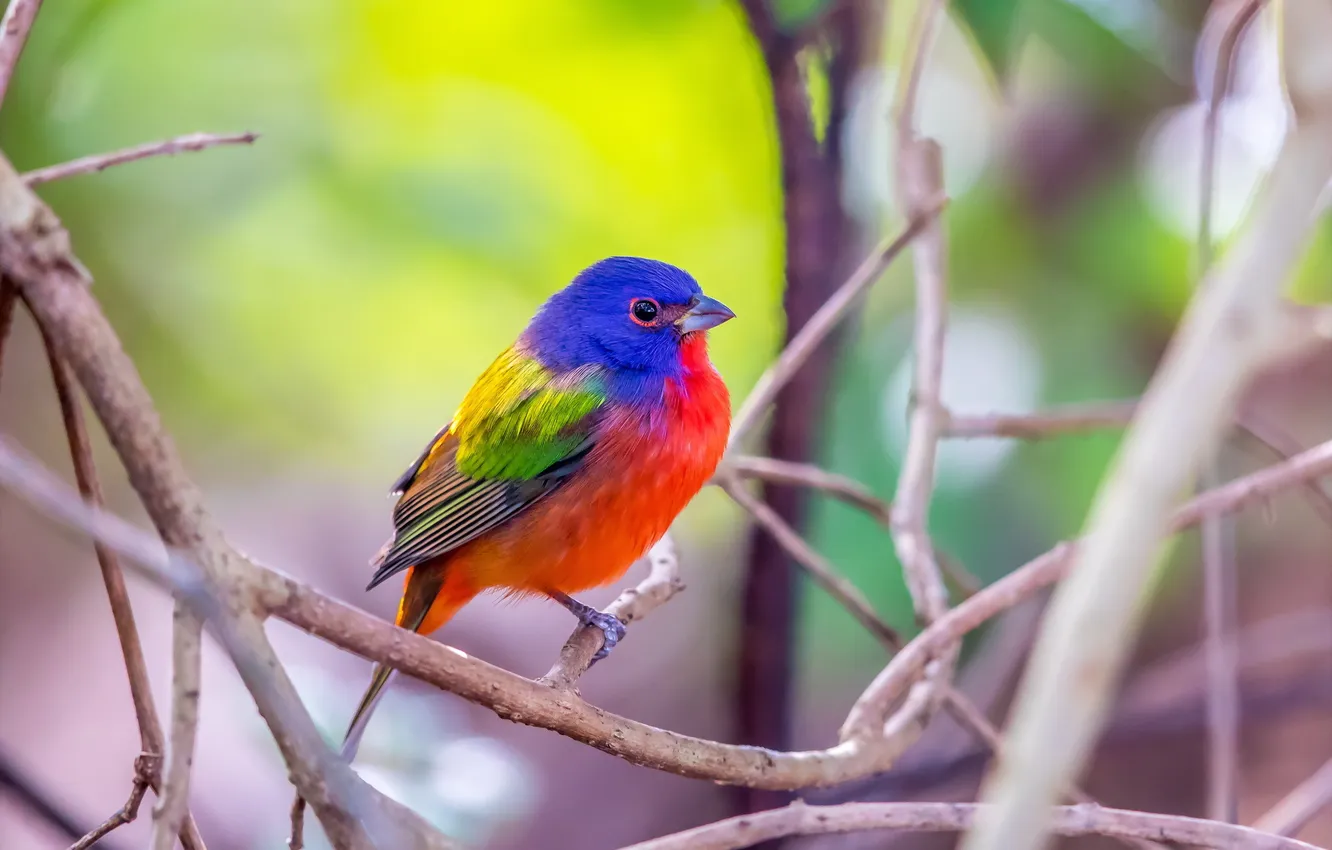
366;349;605;589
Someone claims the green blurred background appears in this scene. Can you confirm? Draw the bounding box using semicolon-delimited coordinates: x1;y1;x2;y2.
4;1;1332;848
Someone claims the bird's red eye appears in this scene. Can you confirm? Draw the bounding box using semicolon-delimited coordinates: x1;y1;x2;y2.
630;298;660;325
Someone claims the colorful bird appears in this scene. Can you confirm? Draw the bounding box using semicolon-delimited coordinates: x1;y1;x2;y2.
340;256;734;757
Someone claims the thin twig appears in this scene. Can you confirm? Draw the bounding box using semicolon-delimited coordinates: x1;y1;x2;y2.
0;0;42;107
619;800;1319;850
1197;3;1263;823
722;476;902;647
727;202;946;449
723;457;983;596
945;400;1138;439
887;4;957;801
1234;411;1332;527
40;327;206;850
22;132;259;186
890;137;950;625
1198;0;1266;272
1252;757;1332;837
1200;459;1240;826
70;753;156;850
150;607;203;850
950;399;1332;529
726;456;891;521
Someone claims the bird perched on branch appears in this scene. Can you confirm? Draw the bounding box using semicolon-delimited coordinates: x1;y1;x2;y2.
341;256;734;757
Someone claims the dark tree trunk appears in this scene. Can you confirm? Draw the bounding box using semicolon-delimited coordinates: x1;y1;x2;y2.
732;0;875;821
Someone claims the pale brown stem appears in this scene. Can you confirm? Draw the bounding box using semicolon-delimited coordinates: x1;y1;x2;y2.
150;606;203;850
68;754;157;850
945;400;1138;439
1197;3;1265;822
41;327;206;850
727;202;946;449
619;801;1319;850
22;132;258;186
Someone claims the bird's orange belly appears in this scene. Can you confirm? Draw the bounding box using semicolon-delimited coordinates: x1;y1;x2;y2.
448;440;715;597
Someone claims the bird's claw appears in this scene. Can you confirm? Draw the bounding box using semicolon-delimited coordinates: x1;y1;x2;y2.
552;592;628;664
584;609;627;663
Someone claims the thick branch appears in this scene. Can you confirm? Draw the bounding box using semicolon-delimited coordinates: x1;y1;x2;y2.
0;148;449;850
7;427;1331;796
619;801;1319;850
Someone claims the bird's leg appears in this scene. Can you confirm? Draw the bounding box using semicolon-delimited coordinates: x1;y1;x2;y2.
550;591;627;663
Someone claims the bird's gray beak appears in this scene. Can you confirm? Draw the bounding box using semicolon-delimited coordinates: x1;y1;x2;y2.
678;294;735;334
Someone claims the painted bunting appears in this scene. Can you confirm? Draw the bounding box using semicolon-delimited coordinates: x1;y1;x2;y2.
341;256;734;757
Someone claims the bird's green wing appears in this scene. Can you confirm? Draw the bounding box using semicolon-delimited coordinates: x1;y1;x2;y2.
366;347;606;589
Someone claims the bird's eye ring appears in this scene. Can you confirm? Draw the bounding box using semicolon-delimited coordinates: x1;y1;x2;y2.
630;298;660;326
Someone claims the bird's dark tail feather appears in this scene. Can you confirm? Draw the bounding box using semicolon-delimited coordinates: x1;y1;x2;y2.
339;567;441;762
340;662;395;762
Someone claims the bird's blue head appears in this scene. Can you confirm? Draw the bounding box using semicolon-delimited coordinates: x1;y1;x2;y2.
522;257;734;389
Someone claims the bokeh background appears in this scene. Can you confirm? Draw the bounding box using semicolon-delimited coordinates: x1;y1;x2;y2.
2;0;1332;848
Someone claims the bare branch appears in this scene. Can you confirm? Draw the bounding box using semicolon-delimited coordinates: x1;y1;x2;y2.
890;136;950;625
1197;3;1265;823
22;132;259;186
949;400;1332;531
5;416;1332;800
40;329;205;850
722;457;982;596
540;534;683;689
150;607;203;850
1197;0;1266;271
1234;411;1332;527
69;753;156;850
727;203;946;449
1252;757;1332;837
721;476;902;647
619;801;1320;850
725;456;891;521
1201;465;1240;825
0;0;42;107
846;437;1332;744
945;400;1138;439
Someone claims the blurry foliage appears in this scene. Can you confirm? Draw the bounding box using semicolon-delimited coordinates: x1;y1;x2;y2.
3;0;1331;756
